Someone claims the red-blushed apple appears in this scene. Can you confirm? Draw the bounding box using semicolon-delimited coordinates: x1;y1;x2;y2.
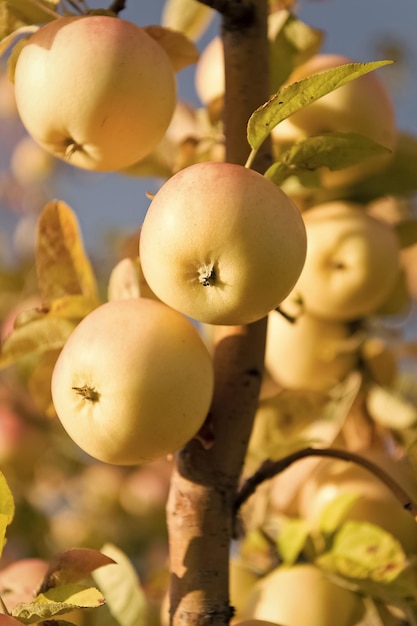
139;161;307;325
244;563;365;626
290;201;400;321
51;298;214;465
13;15;177;172
0;558;49;611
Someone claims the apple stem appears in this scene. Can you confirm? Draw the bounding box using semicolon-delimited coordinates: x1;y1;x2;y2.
72;385;100;403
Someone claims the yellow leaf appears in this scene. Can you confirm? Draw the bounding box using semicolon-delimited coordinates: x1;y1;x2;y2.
0;472;14;558
35;201;99;303
0;0;57;43
144;25;199;72
161;0;214;41
27;348;61;416
0;316;76;369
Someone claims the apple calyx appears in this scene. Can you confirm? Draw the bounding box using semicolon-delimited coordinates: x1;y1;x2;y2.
198;263;217;287
64;139;84;159
72;385;100;403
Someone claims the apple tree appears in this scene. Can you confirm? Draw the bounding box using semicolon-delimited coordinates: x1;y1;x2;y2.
1;1;417;626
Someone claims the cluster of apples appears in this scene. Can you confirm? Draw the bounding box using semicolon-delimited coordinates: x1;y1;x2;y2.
51;159;308;465
10;14;309;465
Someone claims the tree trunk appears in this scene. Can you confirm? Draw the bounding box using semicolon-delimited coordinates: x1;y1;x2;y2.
166;2;272;625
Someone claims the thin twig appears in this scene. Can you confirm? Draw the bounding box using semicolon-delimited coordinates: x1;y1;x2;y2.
235;447;417;520
26;0;60;18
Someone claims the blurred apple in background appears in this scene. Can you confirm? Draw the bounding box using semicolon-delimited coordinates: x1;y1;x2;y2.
244;563;365;626
265;307;358;391
291;201;400;321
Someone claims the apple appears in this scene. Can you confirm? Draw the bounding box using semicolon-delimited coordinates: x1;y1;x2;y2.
195;36;223;106
51;298;214;465
13;15;177;172
0;558;49;611
244;563;364;626
296;450;417;554
289;201;400;321
265;306;358;391
229;558;261;621
272;53;397;189
139;161;307;325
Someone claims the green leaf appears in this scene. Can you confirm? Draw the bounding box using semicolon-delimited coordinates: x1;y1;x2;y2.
0;472;14;558
35;200;99;303
161;0;214;41
268;11;324;93
319;520;410;593
92;544;148;626
277;517;311;565
13;584;105;624
317;492;362;536
0;316;76;369
265;132;391;186
247;60;393;152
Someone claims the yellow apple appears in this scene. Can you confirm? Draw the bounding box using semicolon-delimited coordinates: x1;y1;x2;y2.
291;201;400;321
272;53;397;189
139;161;307;325
195;36;224;113
51;298;214;465
244;563;364;626
296;450;417;554
265;307;358;391
13;15;177;172
230;558;261;621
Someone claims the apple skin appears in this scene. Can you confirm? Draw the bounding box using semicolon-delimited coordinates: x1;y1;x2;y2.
51;298;214;465
290;201;400;321
296;450;417;555
265;308;358;391
140;162;307;326
0;558;49;611
272;53;397;189
13;16;177;172
244;563;364;626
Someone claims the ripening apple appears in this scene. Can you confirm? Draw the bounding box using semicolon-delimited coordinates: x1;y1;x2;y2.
13;15;177;172
272;53;397;189
296;450;417;554
290;201;400;321
244;563;365;626
0;558;49;611
139;162;307;325
265;307;358;391
51;298;214;465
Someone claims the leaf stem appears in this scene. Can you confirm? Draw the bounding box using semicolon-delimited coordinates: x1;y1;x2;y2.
244;147;258;170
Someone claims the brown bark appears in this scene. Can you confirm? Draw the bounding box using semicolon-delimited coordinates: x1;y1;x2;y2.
166;2;271;625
